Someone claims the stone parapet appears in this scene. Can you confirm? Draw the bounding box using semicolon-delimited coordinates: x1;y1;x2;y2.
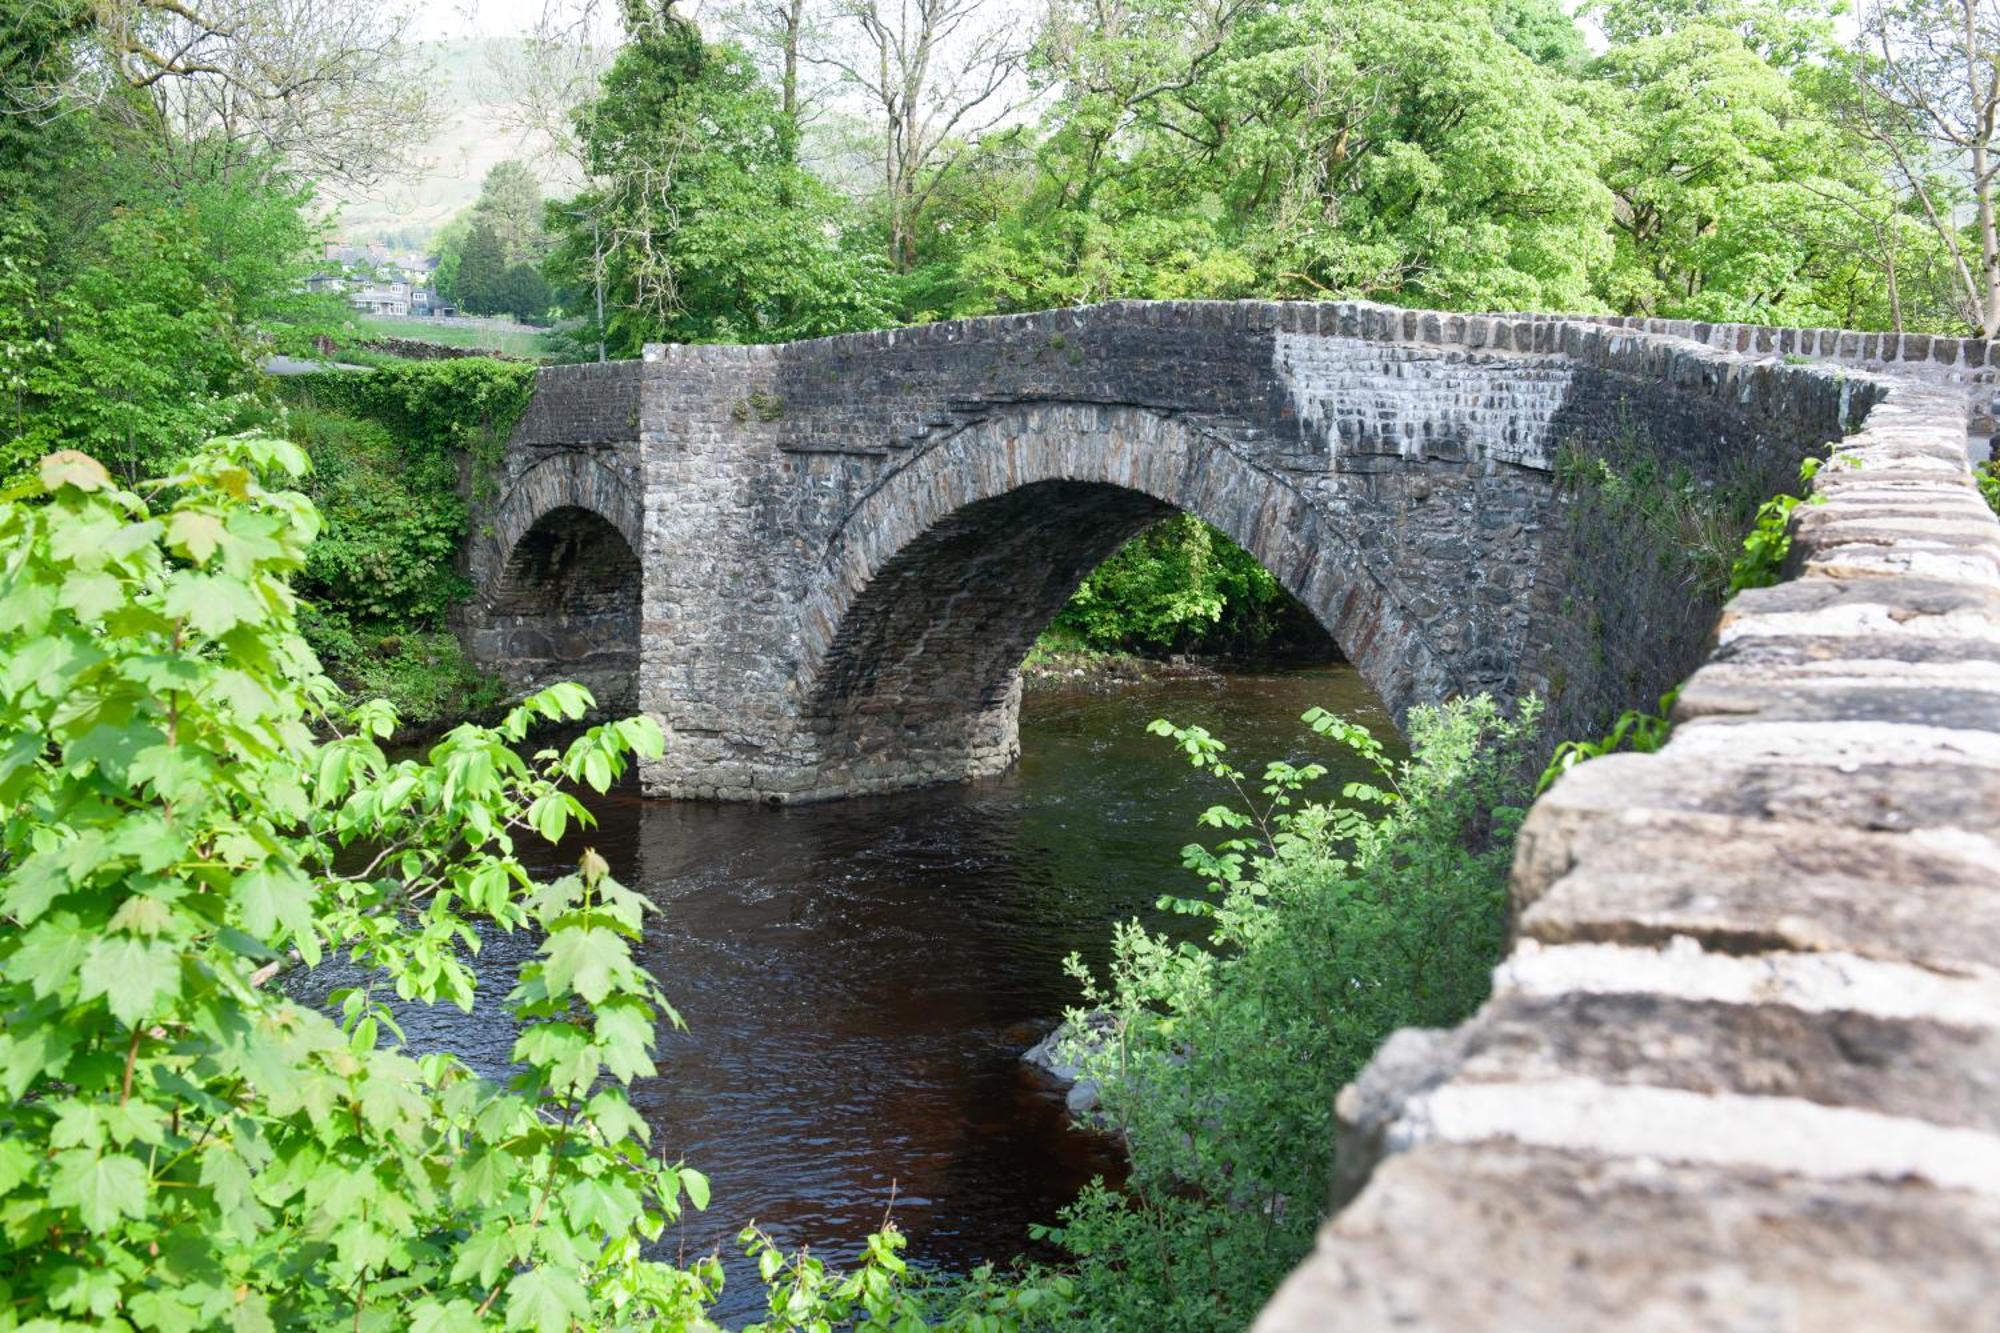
1255;372;2000;1330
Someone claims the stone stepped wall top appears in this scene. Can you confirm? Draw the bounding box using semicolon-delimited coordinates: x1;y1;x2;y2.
1255;363;2000;1329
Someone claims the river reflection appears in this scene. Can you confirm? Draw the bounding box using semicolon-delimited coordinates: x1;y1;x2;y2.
302;665;1395;1318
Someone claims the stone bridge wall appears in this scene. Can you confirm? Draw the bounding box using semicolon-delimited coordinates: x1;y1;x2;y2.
465;301;1876;797
627;303;1858;799
1503;309;2000;456
1256;371;2000;1330
460;360;646;710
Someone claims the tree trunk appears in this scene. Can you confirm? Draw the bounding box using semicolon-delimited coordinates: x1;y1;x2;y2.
780;0;804;161
1975;142;2000;333
593;216;607;364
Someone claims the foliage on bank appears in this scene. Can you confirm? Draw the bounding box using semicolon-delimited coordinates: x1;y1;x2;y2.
1040;695;1541;1328
273;361;537;729
1039;515;1330;662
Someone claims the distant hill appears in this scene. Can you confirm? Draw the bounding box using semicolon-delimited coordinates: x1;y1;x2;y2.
313;40;586;246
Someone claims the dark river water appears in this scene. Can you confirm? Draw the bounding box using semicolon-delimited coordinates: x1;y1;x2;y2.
303;665;1394;1318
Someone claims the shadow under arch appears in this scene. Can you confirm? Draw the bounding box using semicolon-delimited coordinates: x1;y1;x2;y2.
467;451;646;713
791;405;1447;793
483;452;644;577
479;503;642;713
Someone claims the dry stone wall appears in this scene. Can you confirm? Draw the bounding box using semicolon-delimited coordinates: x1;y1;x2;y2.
1255;370;2000;1332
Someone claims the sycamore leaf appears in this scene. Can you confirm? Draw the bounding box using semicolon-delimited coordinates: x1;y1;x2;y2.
448;1225;517;1289
50;1150;148;1232
410;1299;485;1333
80;935;180;1026
6;913;90;999
60;569;124;622
541;925;624;1005
504;1266;589;1333
166;509;226;565
40;450;110;493
235;865;315;947
161;571;264;639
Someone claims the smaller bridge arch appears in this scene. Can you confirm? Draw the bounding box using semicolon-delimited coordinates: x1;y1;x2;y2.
466;452;644;713
790;404;1448;795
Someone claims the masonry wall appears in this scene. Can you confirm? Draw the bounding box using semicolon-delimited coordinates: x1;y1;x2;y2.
458;360;646;710
1256;360;2000;1333
468;301;1887;801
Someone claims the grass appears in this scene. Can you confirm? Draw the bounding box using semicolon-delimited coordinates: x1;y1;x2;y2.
352;314;549;358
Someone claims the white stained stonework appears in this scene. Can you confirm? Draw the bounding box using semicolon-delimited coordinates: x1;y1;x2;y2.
1272;333;1577;470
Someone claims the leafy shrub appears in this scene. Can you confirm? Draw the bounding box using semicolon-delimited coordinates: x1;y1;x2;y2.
1726;456;1825;595
0;438;1056;1330
286;406;469;625
278;359;536;486
1537;685;1678;793
1043;695;1541;1330
273;364;536;726
297;611;505;735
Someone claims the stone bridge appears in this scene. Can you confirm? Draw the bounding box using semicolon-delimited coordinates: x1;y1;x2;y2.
463;300;2000;1327
463;300;1914;801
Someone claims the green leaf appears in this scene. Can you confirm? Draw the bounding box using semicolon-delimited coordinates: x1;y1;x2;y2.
161;570;265;638
50;1150;148;1232
80;934;180;1025
0;1016;77;1099
541;925;624;1005
228;1291;277;1333
2;855;71;923
410;1299;486;1333
236;864;315;948
681;1166;710;1212
166;509;226;564
60;568;125;621
6;912;91;999
504;1266;589;1333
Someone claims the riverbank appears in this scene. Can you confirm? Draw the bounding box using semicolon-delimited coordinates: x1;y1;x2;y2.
1021;646;1346;691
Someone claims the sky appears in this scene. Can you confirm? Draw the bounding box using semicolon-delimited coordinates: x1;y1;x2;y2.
403;0;716;41
405;0;571;41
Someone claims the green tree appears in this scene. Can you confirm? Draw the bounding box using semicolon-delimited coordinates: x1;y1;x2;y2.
455;219;508;317
0;7;342;478
475;160;553;266
543;5;889;354
498;262;555;324
962;0;1613;313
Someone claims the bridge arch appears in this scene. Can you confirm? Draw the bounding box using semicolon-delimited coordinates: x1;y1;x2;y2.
472;453;644;712
790;404;1449;793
